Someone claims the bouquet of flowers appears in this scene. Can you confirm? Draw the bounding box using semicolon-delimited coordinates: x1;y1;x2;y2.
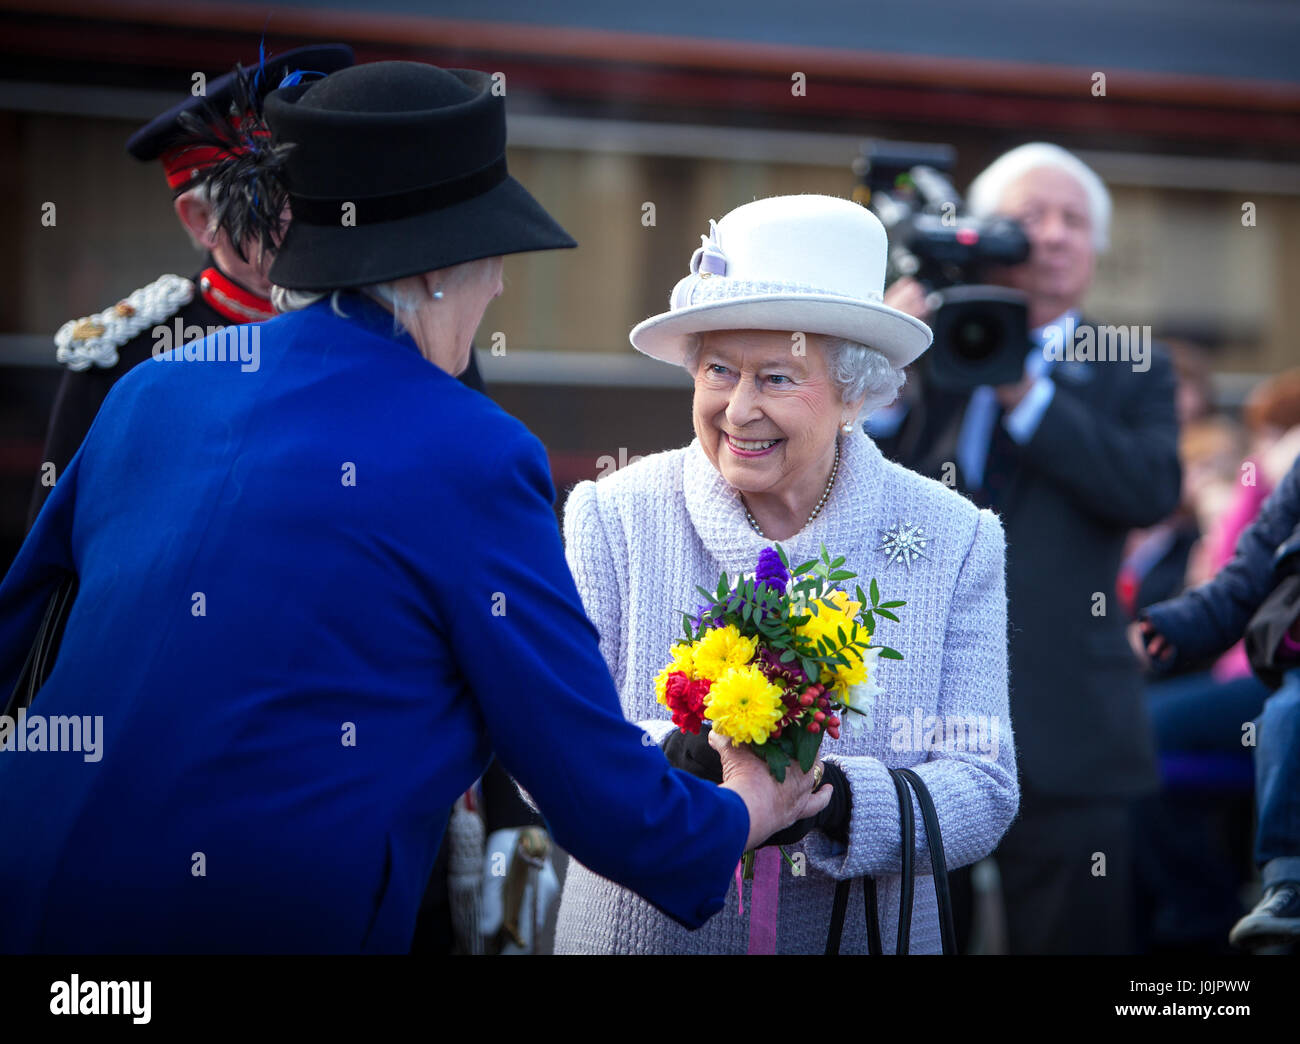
654;544;904;781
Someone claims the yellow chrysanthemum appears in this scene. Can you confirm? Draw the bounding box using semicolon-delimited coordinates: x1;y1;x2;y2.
796;589;871;695
690;624;758;682
796;590;862;653
831;645;868;688
828;648;867;700
654;643;697;705
704;665;785;746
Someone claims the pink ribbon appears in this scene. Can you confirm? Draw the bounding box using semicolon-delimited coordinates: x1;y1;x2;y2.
746;847;781;954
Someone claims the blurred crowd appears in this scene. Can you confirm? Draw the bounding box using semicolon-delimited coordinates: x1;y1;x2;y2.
1126;356;1300;953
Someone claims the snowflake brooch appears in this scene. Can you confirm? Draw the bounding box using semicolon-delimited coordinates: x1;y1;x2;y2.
876;521;931;571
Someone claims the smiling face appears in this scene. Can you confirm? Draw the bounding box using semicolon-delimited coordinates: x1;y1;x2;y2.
691;329;856;500
988;165;1096;326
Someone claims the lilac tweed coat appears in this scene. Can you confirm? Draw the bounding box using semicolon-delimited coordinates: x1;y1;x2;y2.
553;429;1018;954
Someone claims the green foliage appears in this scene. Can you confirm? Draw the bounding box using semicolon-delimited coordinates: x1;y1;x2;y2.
793;721;822;772
759;741;791;782
668;545;908;779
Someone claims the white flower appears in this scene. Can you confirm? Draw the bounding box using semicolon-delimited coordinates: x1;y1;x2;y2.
843;647;884;732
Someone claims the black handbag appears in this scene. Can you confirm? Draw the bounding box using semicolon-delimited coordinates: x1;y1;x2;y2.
1244;523;1300;691
3;574;77;720
825;766;957;955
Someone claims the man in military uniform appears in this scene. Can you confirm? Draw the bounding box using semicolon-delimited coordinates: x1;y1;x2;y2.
28;44;491;528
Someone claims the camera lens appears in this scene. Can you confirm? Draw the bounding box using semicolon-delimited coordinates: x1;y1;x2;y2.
951;311;1004;363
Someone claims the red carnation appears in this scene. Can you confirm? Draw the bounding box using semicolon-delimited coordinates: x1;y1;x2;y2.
664;673;712;734
664;672;691;704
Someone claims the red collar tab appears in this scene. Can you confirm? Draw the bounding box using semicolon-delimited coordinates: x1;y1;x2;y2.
199;267;274;323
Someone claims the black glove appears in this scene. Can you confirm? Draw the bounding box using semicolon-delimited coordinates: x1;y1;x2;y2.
661;723;723;783
761;761;850;848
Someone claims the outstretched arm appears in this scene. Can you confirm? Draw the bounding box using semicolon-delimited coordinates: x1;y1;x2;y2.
434;426;822;925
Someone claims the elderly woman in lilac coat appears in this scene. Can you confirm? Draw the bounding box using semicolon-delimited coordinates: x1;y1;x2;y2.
553;195;1020;955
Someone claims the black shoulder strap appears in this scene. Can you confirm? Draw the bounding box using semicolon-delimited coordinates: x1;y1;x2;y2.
890;767;916;953
895;767;958;955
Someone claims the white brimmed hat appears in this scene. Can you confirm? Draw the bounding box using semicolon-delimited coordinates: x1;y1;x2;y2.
630;194;932;368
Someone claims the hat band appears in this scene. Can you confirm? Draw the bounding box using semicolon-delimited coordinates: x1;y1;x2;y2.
672;273;884;311
289;156;508;226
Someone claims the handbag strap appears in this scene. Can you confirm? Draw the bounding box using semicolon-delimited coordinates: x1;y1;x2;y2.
824;879;851;956
863;877;882;955
824;765;917;955
890;767;915;954
895;767;958;955
824;766;957;955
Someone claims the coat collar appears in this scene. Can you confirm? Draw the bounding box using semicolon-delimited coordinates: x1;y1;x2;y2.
682;428;888;572
315;291;423;356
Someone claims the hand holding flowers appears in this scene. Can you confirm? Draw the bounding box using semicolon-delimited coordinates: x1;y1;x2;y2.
710;728;834;852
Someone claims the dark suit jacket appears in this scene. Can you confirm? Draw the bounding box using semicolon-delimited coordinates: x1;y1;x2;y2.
876;323;1181;798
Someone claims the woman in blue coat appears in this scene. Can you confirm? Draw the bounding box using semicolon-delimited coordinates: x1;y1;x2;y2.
0;61;829;953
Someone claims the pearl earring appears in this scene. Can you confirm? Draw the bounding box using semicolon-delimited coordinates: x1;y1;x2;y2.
432;290;444;300
841;420;855;434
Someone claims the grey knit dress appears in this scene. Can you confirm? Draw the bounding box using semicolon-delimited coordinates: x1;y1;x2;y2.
553;430;1018;954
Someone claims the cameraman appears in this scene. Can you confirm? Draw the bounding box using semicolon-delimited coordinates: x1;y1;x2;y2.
876;143;1181;954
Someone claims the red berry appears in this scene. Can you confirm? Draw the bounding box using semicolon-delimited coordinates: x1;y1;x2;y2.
799;692;814;707
828;727;840;739
808;721;821;733
813;710;826;723
828;715;841;727
816;696;829;709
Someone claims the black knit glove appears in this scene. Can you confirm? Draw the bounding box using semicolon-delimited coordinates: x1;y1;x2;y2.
662;729;850;846
661;723;723;782
761;761;850;848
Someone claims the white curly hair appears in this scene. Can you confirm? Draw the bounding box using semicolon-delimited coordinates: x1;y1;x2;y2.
682;332;906;422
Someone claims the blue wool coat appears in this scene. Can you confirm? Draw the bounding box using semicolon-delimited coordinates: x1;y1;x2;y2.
0;294;748;953
1143;453;1300;670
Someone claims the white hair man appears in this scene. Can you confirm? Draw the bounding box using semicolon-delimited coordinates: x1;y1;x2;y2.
878;142;1181;955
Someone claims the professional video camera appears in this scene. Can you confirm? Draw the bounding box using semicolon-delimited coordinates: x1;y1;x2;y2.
854;140;1032;391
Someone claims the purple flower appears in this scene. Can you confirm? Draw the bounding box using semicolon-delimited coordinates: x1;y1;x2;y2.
756;548;789;592
692;602;727;631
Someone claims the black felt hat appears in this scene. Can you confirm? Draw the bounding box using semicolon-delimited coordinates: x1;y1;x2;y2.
264;61;577;290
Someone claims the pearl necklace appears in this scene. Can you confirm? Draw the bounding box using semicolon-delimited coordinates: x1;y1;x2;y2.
742;440;840;539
